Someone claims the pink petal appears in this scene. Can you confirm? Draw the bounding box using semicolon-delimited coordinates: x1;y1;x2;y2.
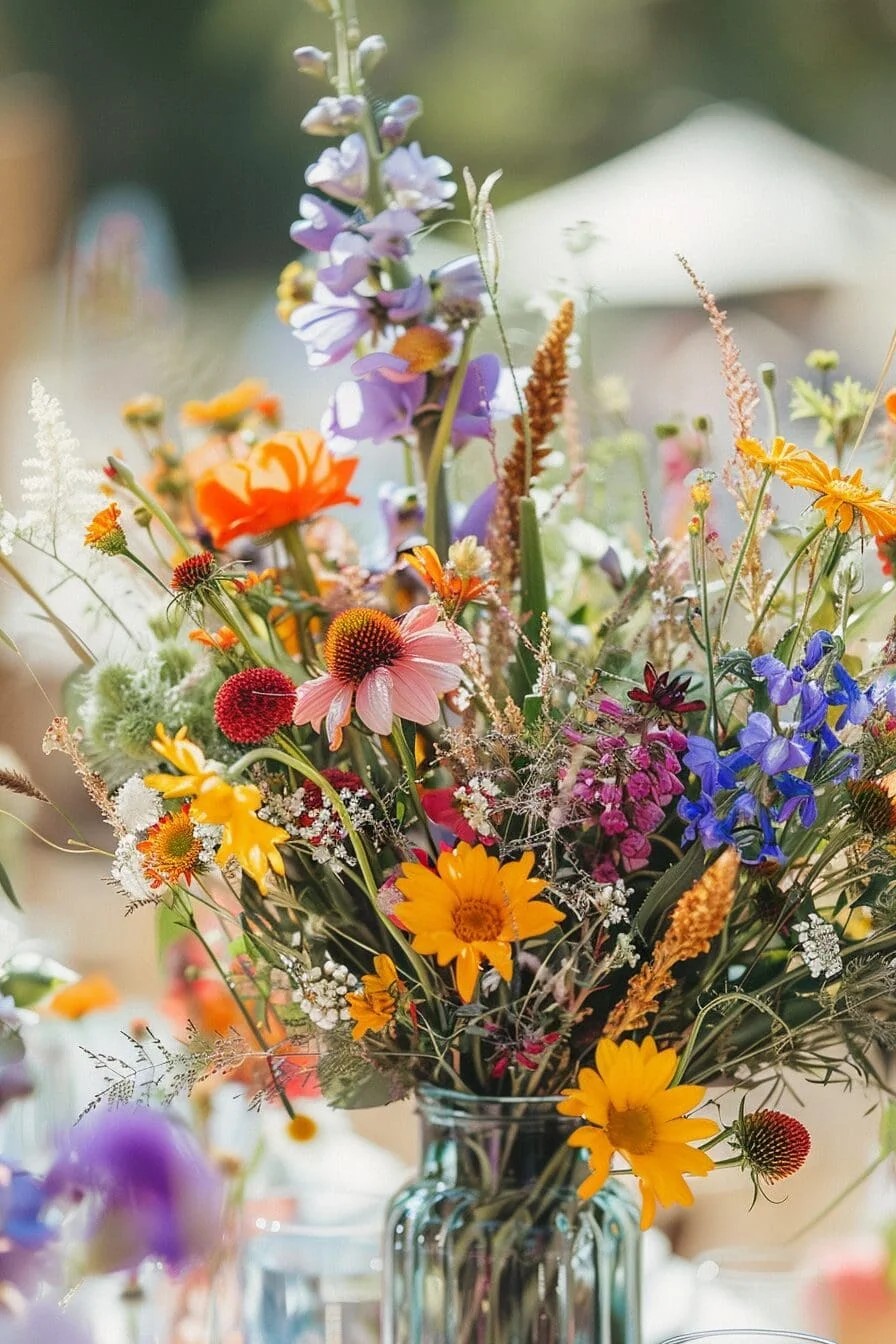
293;674;340;729
326;683;354;748
355;668;395;736
405;654;463;693
389;661;442;723
400;604;438;636
403;627;465;662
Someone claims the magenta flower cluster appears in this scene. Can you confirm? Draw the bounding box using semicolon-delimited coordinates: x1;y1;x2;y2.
567;698;687;882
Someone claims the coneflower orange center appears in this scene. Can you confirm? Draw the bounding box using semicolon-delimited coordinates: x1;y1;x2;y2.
324;607;405;684
606;1103;657;1156
452;894;503;943
138;808;202;886
392;325;453;374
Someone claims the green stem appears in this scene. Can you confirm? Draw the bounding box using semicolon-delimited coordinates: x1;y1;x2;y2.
749;521;827;640
280;524;319;597
392;726;436;858
715;467;772;651
424;328;476;556
697;522;720;738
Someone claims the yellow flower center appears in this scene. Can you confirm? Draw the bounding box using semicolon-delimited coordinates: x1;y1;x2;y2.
606;1103;657;1156
138;809;203;886
824;478;877;505
324;606;405;684
452;894;503;942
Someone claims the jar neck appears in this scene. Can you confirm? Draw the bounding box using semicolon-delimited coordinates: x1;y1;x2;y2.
416;1087;579;1192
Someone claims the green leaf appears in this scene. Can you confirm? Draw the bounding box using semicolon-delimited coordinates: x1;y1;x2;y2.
0;970;64;1008
0;858;21;911
512;496;549;699
634;842;706;939
156;900;188;963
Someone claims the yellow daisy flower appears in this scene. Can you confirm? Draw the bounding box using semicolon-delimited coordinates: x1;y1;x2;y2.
144;725;288;892
559;1036;718;1230
394;842;564;1003
346;953;405;1040
735;435;806;474
776;451;896;538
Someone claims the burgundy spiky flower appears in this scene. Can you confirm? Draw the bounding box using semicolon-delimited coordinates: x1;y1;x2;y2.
214;667;297;742
171;551;217;593
628;662;706;716
735;1109;811;1183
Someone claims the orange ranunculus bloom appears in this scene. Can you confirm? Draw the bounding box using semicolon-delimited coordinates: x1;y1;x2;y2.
181;378;267;431
195;430;360;547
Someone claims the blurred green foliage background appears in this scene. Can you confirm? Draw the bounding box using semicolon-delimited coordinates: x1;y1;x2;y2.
2;0;896;277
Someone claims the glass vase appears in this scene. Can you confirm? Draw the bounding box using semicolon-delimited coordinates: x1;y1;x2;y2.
382;1086;642;1344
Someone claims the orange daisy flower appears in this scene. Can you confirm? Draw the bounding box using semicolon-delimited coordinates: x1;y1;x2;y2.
195;430;360;547
137;804;204;888
84;502;126;555
189;626;239;652
49;973;121;1020
405;538;492;616
735;435;806;473
181;378;267;432
776;451;896;538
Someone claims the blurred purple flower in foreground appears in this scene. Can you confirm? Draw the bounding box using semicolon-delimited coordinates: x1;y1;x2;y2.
46;1106;223;1276
0;1303;92;1344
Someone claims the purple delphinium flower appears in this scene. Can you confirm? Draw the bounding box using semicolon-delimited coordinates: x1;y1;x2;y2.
0;1304;92;1344
301;94;366;137
383;142;456;211
325;356;425;445
306;133;369;204
316;233;373;296
357;207;421;260
46;1106;224;1276
828;662;874;729
450;354;501;444
738;712;810;775
0;1163;56;1297
751;630;835;705
431;255;487;308
290;195;350;253
291;285;376;367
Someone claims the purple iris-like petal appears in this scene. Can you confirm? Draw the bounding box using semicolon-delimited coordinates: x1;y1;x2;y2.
383;142;456;211
325;367;425;444
751;654;799;705
291;285;375;367
46;1106;224;1275
775;773;818;826
869;675;896;715
451;354;501;444
797;679;829;734
739;712;810;775
431;255;487;306
316;233;373;296
290;194;350;252
803;630;835;670
829;662;873;729
378;274;429;323
357;208;421;260
455;482;497;543
683;736;742;792
306;133;369;204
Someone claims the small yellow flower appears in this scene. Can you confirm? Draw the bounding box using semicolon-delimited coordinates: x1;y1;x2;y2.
690;480;712;510
394;842;564;1003
145;726;288;892
736;435;805;473
346;954;404;1040
181;378;267;432
121;393;165;428
84;503;127;555
559;1036;718;1229
49;973;120;1020
276;261;315;323
286;1113;318;1142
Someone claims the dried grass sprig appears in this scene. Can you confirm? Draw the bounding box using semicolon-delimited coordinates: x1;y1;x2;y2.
42;715;121;834
0;769;48;804
605;848;740;1040
678;256;758;443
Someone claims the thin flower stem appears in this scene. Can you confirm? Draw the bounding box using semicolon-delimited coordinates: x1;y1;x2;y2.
696;522;720;738
424;326;475;555
280;523;319;598
749;520;827;640
391;726;437;859
715;466;772;652
787;1148;888;1242
0;553;93;665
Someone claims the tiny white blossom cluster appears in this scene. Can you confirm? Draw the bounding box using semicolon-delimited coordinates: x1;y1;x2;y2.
294;959;358;1030
611;932;640;969
0;496;16;557
793;913;843;980
19;381;103;547
114;776;164;833
260;780;374;865
454;775;501;838
110;834;155;904
109;807;222;905
591;879;632;926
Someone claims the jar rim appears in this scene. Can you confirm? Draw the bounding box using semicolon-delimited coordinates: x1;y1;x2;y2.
416;1083;569;1112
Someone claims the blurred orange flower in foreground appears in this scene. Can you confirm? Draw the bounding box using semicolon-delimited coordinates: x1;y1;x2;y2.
49;973;121;1020
195;430;360;547
181;378;271;432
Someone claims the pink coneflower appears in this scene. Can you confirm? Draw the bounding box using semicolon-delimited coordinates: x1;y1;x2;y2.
293;603;465;748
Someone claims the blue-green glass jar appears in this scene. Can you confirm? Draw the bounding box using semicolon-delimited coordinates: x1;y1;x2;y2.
382;1087;642;1344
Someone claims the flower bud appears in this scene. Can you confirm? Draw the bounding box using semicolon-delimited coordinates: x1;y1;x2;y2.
358;34;387;73
759;362;777;391
132;506;153;529
806;348;839;372
387;94;422;125
301;95;367;137
293;46;332;79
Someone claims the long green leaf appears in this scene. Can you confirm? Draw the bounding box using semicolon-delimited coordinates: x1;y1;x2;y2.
633;842;706;939
0;858;21;911
513;496;548;699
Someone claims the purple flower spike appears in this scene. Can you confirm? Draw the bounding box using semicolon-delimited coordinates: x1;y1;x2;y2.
306;133;369;204
450;354;502;444
358;208;421;260
383;142;456;211
290;195;350;253
47;1106;224;1276
378;274;429;323
291;286;375;367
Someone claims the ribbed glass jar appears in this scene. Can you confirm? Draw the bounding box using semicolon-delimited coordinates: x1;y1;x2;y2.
382;1087;642;1344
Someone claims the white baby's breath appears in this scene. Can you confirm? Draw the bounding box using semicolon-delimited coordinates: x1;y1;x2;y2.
0;496;17;557
113;776;164;834
19;380;103;548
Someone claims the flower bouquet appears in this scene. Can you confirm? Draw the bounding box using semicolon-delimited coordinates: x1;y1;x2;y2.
4;1;896;1340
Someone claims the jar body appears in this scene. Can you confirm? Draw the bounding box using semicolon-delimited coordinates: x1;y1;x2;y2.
382;1088;642;1344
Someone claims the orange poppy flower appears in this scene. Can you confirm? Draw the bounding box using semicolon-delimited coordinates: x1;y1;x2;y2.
776;451;896;538
181;378;267;432
195;430;360;547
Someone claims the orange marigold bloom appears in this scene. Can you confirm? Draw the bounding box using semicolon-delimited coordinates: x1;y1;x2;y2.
736;435;806;473
189;626;239;652
776;451;896;538
885;388;896;422
49;973;120;1020
405;540;492;616
181;378;267;432
195;430;360;547
84;502;126;554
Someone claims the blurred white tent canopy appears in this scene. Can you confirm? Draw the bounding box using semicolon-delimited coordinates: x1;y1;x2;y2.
496;103;896;306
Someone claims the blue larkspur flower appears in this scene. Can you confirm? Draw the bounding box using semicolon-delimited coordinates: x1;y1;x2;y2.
738;712;810;775
828;663;874;729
